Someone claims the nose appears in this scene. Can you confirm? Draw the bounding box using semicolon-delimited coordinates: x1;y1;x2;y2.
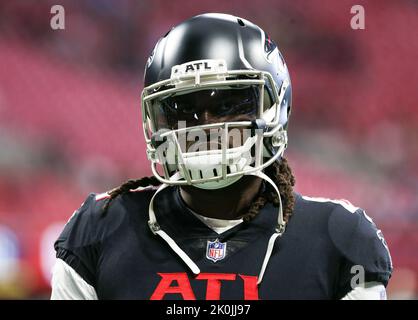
200;109;230;125
200;110;213;123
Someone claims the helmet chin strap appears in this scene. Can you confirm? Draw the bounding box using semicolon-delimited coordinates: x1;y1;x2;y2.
148;174;201;275
246;168;286;284
193;175;243;190
147;164;286;285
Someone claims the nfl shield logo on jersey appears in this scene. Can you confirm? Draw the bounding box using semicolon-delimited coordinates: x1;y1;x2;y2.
206;239;227;262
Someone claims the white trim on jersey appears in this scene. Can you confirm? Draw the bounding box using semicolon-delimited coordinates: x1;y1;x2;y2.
95;192;110;201
341;282;387;300
301;195;359;213
50;258;98;300
95;186;159;201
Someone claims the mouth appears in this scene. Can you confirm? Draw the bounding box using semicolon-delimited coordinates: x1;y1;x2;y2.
183;126;251;153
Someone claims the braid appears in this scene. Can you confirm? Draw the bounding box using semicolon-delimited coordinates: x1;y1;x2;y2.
102;176;161;214
243;157;296;223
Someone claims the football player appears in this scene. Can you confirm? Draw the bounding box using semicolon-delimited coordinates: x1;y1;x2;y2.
50;13;392;300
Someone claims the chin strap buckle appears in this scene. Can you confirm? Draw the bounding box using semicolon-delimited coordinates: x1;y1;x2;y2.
275;223;286;236
148;221;161;235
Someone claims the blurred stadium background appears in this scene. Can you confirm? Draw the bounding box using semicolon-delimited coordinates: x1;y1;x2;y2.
0;0;417;299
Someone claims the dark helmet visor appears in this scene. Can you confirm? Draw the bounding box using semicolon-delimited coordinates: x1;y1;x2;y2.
151;86;261;130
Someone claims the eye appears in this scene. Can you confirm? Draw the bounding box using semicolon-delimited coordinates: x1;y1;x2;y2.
179;104;196;114
239;98;256;114
228;98;255;115
219;102;230;112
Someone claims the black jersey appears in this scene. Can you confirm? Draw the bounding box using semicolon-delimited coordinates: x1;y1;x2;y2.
54;186;392;300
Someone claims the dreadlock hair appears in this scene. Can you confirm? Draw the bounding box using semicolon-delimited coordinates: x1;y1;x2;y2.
102;157;296;222
242;157;296;223
102;176;161;213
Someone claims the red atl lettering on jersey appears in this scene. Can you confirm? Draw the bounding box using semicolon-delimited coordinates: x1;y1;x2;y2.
150;272;259;300
196;273;236;299
150;273;196;300
239;274;259;300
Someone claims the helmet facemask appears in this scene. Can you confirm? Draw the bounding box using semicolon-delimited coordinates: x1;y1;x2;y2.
141;59;289;189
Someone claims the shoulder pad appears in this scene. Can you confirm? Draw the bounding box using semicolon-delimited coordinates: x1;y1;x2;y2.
55;192;125;249
328;205;393;285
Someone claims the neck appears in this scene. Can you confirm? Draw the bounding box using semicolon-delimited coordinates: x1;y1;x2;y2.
179;176;263;220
